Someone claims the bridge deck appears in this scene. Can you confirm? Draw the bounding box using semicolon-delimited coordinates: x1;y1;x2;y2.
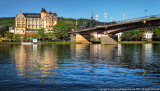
70;14;160;33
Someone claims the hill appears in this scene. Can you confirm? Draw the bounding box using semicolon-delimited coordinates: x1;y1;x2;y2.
0;17;15;26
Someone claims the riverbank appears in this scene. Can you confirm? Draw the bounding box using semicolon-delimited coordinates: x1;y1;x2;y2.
118;41;160;43
0;42;21;44
1;41;160;44
0;42;83;44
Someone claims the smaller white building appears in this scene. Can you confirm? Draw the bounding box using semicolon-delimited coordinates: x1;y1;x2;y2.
116;30;154;41
143;30;153;39
9;26;15;34
117;32;122;39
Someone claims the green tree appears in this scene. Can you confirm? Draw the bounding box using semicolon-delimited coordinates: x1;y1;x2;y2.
121;29;140;41
45;32;56;39
53;22;69;39
13;34;20;40
153;26;160;38
38;28;45;40
138;28;145;40
32;33;38;38
0;25;9;37
4;31;13;39
23;34;28;40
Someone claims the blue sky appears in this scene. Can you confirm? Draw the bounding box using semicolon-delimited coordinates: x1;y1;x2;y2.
0;0;160;22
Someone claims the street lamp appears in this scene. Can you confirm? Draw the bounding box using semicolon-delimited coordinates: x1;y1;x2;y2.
145;10;147;19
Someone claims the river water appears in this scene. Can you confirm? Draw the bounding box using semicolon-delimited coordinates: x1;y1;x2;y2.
0;43;160;91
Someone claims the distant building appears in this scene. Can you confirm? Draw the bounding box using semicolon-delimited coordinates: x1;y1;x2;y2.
9;26;15;33
15;8;57;34
0;26;3;30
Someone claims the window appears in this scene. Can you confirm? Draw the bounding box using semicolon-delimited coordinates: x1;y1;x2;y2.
16;29;19;33
21;29;24;33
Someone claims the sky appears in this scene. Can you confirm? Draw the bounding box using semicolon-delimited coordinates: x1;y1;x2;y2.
0;0;160;22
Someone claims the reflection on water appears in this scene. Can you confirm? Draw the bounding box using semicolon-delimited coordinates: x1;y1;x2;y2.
14;44;58;83
0;43;160;90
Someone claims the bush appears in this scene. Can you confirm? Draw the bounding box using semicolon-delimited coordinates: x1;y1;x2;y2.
121;29;140;41
13;34;20;40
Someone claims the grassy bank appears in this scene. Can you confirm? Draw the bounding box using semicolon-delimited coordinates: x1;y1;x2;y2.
118;41;160;43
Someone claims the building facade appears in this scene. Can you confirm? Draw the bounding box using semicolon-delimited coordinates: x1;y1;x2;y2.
15;8;57;34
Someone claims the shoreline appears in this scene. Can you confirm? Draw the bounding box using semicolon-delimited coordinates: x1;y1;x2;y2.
118;41;160;44
0;42;83;44
0;41;160;44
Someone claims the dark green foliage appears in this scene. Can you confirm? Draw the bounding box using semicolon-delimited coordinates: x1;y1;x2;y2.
0;25;9;37
32;33;38;38
121;29;140;41
0;17;15;26
23;34;28;40
38;28;45;39
45;32;56;39
153;26;160;38
57;17;89;31
4;31;13;39
90;35;94;38
138;28;145;40
53;22;69;39
13;34;20;40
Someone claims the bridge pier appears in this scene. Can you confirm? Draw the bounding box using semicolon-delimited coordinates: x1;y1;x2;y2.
70;33;90;43
70;34;76;42
101;35;118;44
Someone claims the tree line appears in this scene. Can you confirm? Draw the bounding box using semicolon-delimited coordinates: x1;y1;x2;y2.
0;22;70;42
120;27;160;41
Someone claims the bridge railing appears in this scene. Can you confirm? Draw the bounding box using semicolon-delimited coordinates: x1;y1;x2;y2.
76;14;160;32
117;14;160;24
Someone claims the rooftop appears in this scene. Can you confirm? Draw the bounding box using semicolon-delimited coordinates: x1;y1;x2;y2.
41;8;47;12
23;13;41;18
